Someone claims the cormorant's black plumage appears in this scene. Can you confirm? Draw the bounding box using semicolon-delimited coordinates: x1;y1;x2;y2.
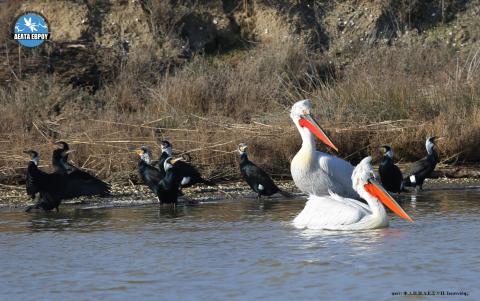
52;141;73;174
24;150;111;212
378;145;404;193
237;143;291;199
135;146;183;204
155;140;214;187
154;140;171;178
136;147;164;195
52;141;110;194
403;137;440;190
156;158;184;204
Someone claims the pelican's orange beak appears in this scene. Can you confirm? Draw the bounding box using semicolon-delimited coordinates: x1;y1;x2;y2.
299;114;339;152
364;178;414;222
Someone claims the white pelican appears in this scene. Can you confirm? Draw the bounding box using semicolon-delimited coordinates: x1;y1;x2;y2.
290;99;357;198
293;156;413;230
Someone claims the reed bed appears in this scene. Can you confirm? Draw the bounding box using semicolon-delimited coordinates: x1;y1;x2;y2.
0;6;479;185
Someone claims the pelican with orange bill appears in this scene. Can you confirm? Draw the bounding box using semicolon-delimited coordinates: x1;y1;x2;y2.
293;156;413;230
290;99;359;199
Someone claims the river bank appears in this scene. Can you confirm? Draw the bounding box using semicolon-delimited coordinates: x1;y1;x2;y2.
2;175;480;212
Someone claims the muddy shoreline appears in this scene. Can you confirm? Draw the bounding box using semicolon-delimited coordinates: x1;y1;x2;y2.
2;176;480;212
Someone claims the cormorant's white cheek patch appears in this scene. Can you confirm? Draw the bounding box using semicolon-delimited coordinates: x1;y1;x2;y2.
409;175;416;184
258;184;264;191
181;177;191;185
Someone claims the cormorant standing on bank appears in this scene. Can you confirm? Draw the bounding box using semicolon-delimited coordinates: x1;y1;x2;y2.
403;137;440;191
378;145;405;193
51;141;110;194
237;143;292;199
135;146;184;204
155;140;214;188
24;150;110;212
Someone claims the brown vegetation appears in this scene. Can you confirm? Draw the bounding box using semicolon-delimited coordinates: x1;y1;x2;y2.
0;0;479;185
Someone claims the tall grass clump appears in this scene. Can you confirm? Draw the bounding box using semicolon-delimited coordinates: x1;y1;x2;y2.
0;4;479;185
305;46;480;163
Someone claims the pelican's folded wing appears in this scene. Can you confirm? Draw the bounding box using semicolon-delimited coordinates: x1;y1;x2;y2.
318;153;358;199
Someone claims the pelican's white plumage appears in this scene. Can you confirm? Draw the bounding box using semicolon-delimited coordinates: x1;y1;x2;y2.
290;99;358;199
293;157;390;230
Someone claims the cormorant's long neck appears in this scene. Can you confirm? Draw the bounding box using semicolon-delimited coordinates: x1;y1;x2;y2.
159;151;169;161
381;155;392;166
239;153;249;166
28;161;39;173
52;151;63;171
428;148;439;165
138;158;150;171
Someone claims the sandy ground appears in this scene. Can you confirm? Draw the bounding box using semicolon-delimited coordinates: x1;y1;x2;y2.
2;177;480;212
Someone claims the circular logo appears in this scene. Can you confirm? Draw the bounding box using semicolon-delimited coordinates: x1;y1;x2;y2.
12;12;50;48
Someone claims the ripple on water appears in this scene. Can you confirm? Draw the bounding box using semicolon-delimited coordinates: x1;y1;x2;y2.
0;190;479;300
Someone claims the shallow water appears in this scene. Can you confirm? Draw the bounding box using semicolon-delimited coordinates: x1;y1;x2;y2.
1;189;479;300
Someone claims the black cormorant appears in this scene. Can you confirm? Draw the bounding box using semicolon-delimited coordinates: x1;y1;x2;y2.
24;150;111;212
52;141;110;192
378;145;405;193
237;143;292;199
155;140;214;188
135;147;183;204
135;146;164;195
52;141;73;174
25;150;40;201
153;140;172;178
403;137;440;191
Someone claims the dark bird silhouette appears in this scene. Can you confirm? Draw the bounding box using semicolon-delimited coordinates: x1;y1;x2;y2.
152;140;172;178
25;151;40;201
135;147;184;204
135;146;164;195
378;145;405;193
403;137;441;191
155;140;214;188
24;150;111;212
237;143;292;199
51;140;73;174
51;141;110;194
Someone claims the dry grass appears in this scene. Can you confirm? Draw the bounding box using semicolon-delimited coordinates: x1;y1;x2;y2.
0;4;479;185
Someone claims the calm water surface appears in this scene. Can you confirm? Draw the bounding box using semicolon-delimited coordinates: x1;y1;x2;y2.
1;190;479;300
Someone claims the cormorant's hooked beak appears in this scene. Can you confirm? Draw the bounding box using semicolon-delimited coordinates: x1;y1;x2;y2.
53;141;69;149
170;157;184;165
23;150;39;162
364;178;414;222
61;150;75;157
238;144;247;153
298;114;338;152
23;150;35;157
133;148;144;157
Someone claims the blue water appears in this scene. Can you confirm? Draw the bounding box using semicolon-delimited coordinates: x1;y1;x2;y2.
0;189;479;300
